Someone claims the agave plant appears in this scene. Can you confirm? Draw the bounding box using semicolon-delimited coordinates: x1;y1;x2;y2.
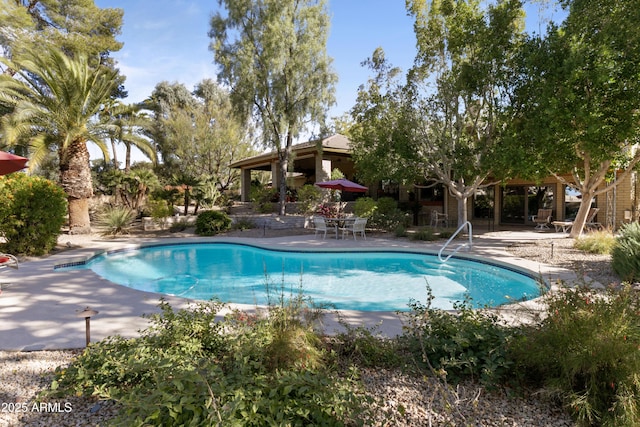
97;206;136;236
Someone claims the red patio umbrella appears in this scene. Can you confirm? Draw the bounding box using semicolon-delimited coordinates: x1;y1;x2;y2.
315;178;368;192
0;151;28;175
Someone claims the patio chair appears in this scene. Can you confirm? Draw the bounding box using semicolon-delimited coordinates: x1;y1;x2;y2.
313;216;332;239
430;210;448;228
0;253;18;270
341;217;367;240
532;208;553;230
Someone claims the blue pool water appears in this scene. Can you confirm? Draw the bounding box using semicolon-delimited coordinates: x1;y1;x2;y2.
61;243;542;311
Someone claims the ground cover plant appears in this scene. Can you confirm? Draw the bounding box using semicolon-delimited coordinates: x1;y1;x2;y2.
49;298;372;426
510;284;640;426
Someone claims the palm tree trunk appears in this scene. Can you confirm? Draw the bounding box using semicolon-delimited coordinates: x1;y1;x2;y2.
60;138;93;234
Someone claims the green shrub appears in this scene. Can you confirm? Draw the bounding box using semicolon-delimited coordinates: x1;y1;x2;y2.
438;229;456;239
394;225;408;237
295;184;322;215
510;285;640;426
611;222;640;282
574;230;616;255
250;184;275;213
231;216;255;230
401;291;515;386
147;197;173;229
96;205;136;236
375;197;397;215
195;210;231;236
51;298;372;426
169;218;190;233
354;197;377;218
0;174;67;255
411;228;436;241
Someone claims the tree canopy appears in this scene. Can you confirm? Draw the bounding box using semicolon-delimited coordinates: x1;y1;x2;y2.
209;0;337;214
507;0;640;236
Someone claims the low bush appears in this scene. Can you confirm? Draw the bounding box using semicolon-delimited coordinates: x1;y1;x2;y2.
0;174;67;255
96;205;136;236
295;184;322;215
574;230;616;255
354;197;377;218
411;228;437;241
50;298;373;426
195;210;231;236
401;291;515;386
510;285;640;426
611;221;640;282
231;216;255;231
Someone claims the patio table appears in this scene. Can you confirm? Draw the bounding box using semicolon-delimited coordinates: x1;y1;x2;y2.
324;217;357;239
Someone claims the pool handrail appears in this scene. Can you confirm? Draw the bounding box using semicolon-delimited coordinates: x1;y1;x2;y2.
438;221;472;263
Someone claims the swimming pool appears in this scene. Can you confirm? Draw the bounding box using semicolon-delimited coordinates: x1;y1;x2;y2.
58;242;543;311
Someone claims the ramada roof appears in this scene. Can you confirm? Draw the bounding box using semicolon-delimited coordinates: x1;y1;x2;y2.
229;134;351;170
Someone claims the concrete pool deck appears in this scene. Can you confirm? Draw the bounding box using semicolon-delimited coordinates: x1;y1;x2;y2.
0;230;579;351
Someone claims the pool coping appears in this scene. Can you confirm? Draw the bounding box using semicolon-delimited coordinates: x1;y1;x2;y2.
0;233;578;351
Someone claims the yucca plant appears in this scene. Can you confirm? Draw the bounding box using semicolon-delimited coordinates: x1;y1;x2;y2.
611;221;640;282
97;206;136;236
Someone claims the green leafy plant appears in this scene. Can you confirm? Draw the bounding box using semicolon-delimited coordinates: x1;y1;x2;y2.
195;210;231;236
50;297;372;426
401;289;515;386
231;216;255;231
354;196;377;218
574;230;616;254
147;197;173;230
0;174;67;255
169;218;190;233
96;205;136;236
295;184;322;215
411;228;436;241
249;184;276;213
510;285;640;426
611;221;640;282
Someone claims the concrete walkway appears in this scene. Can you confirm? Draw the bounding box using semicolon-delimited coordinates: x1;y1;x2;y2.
0;230;576;351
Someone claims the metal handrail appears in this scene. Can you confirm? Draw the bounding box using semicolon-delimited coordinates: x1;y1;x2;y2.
438;221;473;263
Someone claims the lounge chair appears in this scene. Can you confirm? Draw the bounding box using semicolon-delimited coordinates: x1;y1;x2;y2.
340;217;367;240
532;208;553;230
0;254;18;270
551;207;600;233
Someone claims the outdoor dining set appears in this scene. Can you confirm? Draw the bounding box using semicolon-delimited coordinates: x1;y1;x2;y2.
313;216;367;240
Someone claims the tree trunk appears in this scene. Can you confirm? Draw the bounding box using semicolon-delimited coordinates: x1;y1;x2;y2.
59;138;94;234
456;195;468;228
68;197;91;234
569;194;595;238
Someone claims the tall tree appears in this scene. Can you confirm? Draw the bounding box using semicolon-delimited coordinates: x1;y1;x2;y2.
0;46;117;233
352;0;524;227
209;0;337;215
508;0;640;237
145;80;256;192
0;0;123;70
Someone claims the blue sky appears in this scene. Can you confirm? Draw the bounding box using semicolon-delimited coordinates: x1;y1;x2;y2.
94;0;418;120
94;0;560;119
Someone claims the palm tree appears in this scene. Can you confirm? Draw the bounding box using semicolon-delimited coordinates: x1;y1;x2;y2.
99;101;157;172
0;46;118;234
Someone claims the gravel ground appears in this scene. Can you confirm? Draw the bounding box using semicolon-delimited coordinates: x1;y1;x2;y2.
1;230;595;426
505;237;620;287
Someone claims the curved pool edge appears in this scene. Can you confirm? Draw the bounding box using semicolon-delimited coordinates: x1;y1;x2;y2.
54;236;550;310
2;234;576;350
